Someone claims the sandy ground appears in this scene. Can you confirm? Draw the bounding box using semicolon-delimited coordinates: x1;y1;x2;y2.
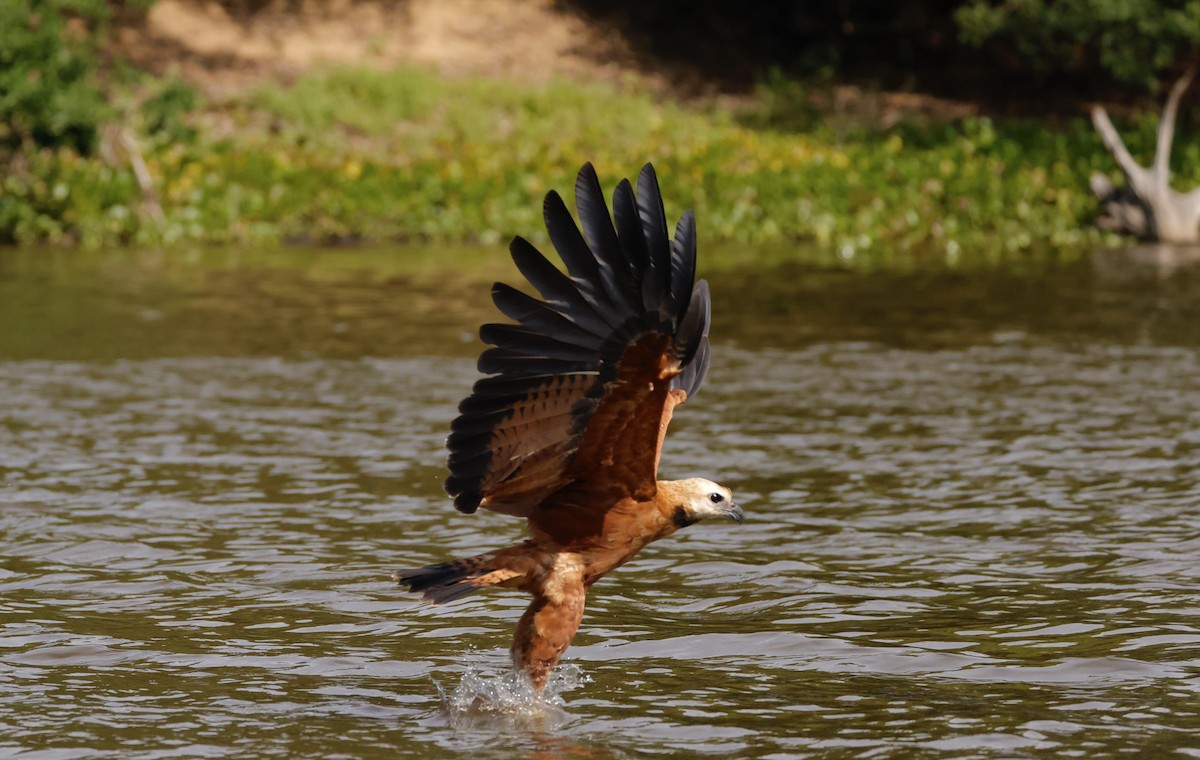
106;0;978;127
109;0;653;98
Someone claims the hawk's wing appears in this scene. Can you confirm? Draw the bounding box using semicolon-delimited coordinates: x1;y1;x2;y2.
445;162;712;516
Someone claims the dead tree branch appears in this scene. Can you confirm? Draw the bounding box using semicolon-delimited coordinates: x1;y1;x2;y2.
1090;66;1200;243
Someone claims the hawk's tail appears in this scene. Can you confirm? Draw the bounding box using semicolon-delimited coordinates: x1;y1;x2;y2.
393;551;523;605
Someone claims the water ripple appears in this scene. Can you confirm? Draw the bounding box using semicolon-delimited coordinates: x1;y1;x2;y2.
1;344;1199;757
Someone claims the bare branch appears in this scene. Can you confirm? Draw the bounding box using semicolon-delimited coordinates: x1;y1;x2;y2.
1091;105;1151;194
119;127;165;229
1089;66;1200;242
1154;66;1196;179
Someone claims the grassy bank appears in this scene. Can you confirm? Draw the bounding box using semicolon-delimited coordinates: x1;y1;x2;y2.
3;65;1181;259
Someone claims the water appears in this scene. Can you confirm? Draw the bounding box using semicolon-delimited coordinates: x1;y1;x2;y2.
2;245;1200;758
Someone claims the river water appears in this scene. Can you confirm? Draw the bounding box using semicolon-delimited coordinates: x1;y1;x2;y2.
1;245;1199;758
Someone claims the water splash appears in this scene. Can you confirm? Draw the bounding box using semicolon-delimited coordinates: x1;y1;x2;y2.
438;658;589;729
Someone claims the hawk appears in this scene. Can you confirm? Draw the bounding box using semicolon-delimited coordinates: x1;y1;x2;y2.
395;162;742;691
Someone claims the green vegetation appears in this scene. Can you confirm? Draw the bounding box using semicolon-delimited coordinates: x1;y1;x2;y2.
9;2;1200;259
0;0;111;152
957;0;1200;88
6;64;1161;259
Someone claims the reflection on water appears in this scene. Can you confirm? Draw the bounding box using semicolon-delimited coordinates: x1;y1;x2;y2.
1;245;1200;757
4;244;1200;360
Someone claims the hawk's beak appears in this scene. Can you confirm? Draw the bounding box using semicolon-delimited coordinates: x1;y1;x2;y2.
723;503;744;524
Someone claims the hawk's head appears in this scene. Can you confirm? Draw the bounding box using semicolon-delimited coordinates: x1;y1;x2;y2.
664;477;743;528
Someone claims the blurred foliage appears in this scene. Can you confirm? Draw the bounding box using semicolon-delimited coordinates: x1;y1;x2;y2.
957;0;1200;88
572;0;1200;97
0;0;201;244
0;0;113;152
139;76;198;142
1;65;1167;258
737;68;825;134
6;2;1198;257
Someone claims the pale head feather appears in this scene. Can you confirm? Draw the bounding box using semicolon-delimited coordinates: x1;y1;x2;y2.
658;477;738;522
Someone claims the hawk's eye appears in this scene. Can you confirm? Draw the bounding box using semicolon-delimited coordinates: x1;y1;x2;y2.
709;493;724;503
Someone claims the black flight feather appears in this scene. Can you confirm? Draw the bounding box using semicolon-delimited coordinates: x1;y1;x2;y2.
575;163;639;313
543;191;621;323
636;163;671;316
612;177;649;279
456;373;591;412
674;335;711;399
476;350;594;376
491;282;608;343
669;211;698;317
673;279;710;368
478;324;597;362
509;236;612;337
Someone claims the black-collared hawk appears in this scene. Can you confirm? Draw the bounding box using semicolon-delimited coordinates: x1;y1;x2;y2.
395;162;742;691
